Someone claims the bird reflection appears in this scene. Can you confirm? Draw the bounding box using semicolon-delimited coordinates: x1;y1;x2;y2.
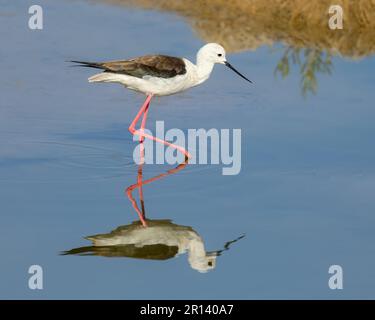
63;145;244;272
63;218;244;272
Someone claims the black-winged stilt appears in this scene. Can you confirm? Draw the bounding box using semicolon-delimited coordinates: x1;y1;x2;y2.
71;43;252;159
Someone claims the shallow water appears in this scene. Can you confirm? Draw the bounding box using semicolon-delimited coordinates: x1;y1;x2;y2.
1;0;375;299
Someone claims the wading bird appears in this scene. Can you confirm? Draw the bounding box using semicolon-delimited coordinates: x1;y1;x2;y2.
71;43;252;159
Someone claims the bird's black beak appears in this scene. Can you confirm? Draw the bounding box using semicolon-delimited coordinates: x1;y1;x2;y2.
224;61;253;84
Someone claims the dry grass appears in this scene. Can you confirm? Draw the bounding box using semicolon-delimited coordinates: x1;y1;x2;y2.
99;0;375;58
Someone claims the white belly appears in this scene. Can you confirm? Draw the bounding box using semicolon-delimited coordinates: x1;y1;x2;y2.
130;73;195;96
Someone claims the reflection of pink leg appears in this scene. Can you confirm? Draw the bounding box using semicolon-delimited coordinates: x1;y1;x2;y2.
126;158;188;228
137;147;145;221
126;187;147;227
126;146;146;227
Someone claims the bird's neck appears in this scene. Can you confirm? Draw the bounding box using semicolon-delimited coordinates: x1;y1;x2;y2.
195;56;215;84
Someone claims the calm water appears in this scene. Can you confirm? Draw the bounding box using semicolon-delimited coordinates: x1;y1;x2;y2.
1;0;375;299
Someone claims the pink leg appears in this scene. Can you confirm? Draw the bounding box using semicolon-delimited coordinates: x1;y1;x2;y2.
128;94;153;136
138;101;150;161
136;130;191;161
128;95;192;161
139;102;150;143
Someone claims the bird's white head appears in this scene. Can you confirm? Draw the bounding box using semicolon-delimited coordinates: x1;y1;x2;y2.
196;43;253;84
197;43;227;64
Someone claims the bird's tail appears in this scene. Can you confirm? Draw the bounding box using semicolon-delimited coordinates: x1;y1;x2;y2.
69;60;120;83
88;73;120;83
